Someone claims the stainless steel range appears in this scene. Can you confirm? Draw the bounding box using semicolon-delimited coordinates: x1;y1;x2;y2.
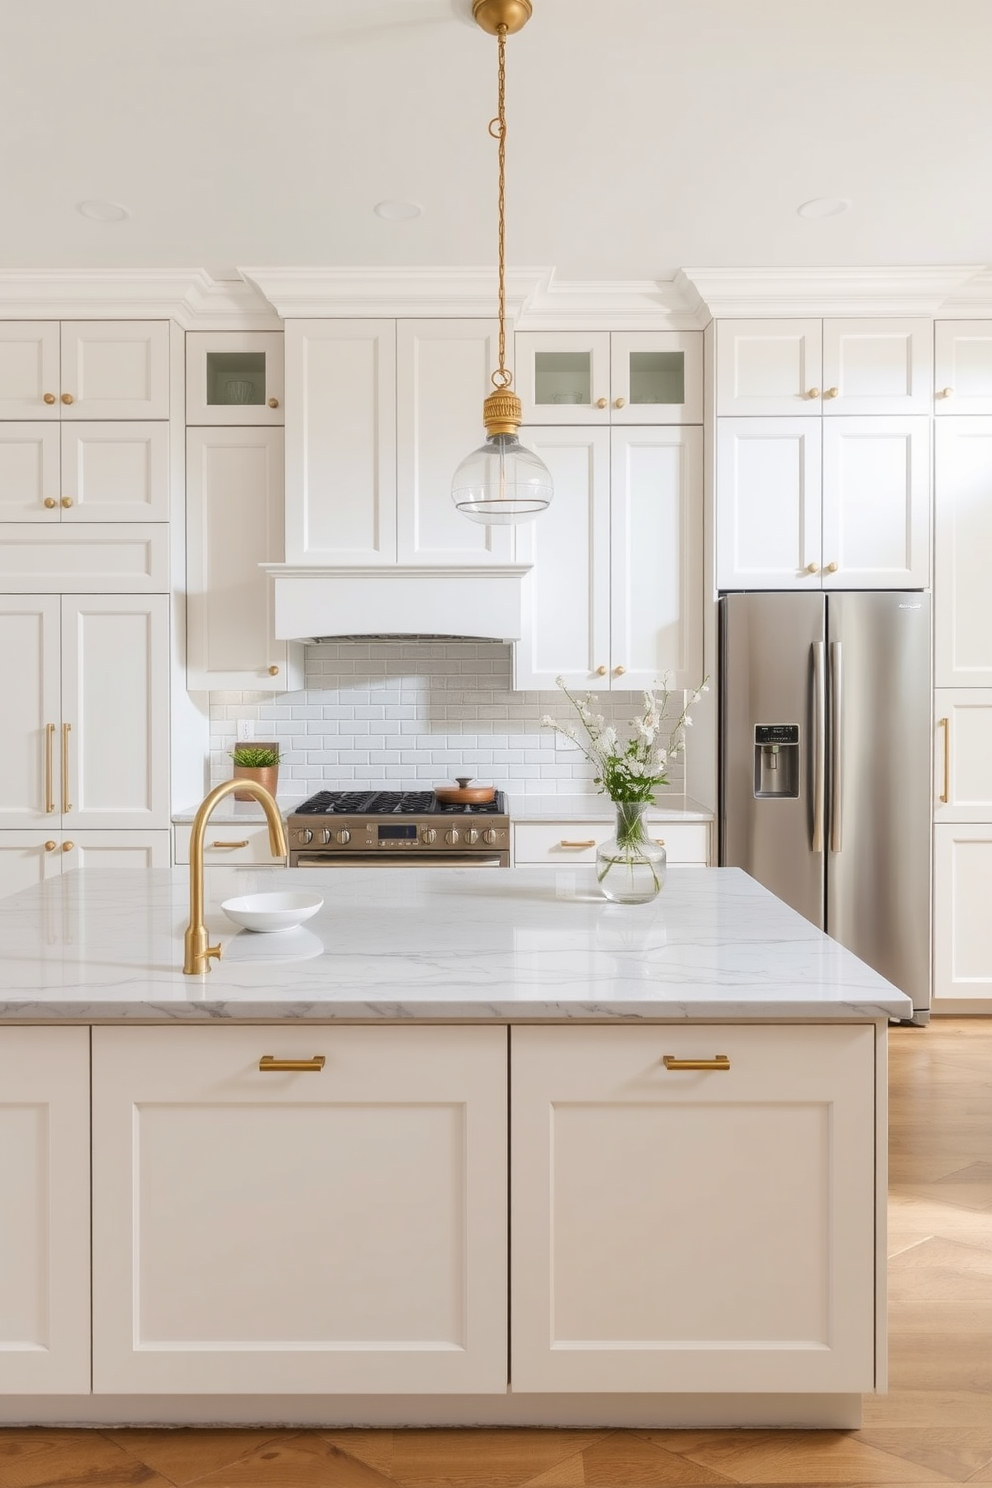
287;790;510;868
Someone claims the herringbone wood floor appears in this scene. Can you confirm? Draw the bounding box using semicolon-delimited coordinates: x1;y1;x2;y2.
2;1017;990;1486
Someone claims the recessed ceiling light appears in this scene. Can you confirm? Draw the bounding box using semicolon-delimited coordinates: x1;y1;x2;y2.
797;197;851;219
76;199;130;223
373;200;423;222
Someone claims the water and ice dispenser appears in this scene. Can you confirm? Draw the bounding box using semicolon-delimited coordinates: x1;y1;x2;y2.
753;724;800;798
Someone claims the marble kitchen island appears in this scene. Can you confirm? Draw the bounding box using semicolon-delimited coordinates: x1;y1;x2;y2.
0;866;910;1431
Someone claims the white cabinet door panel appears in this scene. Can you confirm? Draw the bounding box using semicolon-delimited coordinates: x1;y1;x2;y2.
716;320;822;414
935;419;992;686
0;595;60;827
0;424;60;520
610;426;702;689
822;319;932;414
0;323;60;419
511;1024;876;1394
934;824;992;1000
716;418;822;588
0;1027;90;1393
934;692;992;822
396;320;512;563
0;524;169;593
515;331;611;425
60;423;169;522
934;321;992;415
0;832;62;900
59;322;169;419
61;595;170;829
285;319;396;564
821;417;930;588
92;1025;508;1395
185;331;285;426
67;830;171;871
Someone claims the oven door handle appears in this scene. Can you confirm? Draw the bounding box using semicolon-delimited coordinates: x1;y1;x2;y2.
292;853;507;868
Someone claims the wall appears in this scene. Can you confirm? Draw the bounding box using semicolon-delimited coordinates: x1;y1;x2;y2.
209;640;689;798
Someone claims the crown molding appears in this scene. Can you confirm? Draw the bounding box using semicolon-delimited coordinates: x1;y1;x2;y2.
934;268;992;318
0;270;280;327
516;271;700;330
239;265;550;319
678;265;988;320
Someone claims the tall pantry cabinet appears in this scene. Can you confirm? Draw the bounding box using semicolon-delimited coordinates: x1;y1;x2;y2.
0;322;173;902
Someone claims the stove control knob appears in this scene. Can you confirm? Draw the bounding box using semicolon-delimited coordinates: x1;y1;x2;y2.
464;827;479;845
296;828;313;845
421;828;437;845
335;828;351;845
483;827;498;845
444;828;459;846
319;828;332;845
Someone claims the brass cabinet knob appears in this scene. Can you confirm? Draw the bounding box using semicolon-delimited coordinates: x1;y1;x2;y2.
61;496;73;508
268;664;279;676
44;497;57;509
268;397;280;408
595;665;607;676
44;840;57;852
613;396;626;409
43;392;56;405
595;397;608;409
61;393;74;405
806;387;820;399
614;664;627;676
938;387;954;398
824;387;839;399
804;561;820;574
62;841;74;852
825;561;839;573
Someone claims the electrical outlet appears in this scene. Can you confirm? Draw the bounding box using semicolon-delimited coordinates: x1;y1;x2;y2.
236;719;254;742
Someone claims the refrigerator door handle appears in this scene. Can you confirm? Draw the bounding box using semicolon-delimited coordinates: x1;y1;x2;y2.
830;640;843;853
812;640;826;853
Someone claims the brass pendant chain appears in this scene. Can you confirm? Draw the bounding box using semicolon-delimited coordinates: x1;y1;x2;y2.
489;24;511;391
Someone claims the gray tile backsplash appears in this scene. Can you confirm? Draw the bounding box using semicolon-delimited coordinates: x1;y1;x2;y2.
209;641;687;797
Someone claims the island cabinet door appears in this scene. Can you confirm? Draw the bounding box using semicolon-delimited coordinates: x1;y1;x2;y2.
0;1027;91;1393
91;1025;508;1395
511;1024;877;1395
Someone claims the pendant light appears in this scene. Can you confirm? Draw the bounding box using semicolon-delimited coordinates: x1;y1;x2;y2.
451;0;553;526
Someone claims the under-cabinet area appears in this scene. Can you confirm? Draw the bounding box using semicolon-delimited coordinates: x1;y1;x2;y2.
1;1019;880;1411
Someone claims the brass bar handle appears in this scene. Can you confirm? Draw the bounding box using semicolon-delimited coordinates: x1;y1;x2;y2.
663;1054;731;1072
559;839;596;849
211;839;250;849
61;722;72;813
938;716;950;804
45;722;56;813
258;1055;326;1073
811;641;826;853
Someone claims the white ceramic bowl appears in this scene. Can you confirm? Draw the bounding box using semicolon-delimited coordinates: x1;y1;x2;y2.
220;891;324;934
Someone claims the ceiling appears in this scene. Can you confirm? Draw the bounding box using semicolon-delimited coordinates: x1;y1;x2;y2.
4;0;992;287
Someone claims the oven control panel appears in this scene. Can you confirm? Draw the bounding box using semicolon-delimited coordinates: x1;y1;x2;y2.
290;819;510;854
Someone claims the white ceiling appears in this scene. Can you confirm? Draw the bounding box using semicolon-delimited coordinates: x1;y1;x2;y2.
4;0;991;286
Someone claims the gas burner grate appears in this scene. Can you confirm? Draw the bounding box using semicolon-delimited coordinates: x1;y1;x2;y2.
293;788;508;818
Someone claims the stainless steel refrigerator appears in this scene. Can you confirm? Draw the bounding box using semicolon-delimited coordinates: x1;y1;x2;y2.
719;591;931;1018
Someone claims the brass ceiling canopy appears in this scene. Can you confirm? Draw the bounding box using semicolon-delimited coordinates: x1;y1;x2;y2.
472;0;533;37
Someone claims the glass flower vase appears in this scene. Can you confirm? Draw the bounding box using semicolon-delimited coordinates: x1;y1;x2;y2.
596;801;667;904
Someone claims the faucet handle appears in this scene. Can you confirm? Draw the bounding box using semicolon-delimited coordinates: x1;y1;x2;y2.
204;943;222;969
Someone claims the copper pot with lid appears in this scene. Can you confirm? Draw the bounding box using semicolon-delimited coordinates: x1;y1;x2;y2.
434;776;496;805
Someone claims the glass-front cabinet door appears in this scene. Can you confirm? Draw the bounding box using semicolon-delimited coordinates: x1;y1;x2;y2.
516;332;701;425
185;332;285;425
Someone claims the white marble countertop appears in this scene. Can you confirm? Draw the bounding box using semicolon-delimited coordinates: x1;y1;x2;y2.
172;793;714;825
0;865;911;1023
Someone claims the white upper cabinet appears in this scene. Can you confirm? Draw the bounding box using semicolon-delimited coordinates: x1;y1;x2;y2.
935;418;992;687
185;332;285;425
717;318;932;415
516;331;702;425
717;415;930;590
0;321;169;420
186;426;303;691
934;321;992;415
514;426;702;690
0;422;168;524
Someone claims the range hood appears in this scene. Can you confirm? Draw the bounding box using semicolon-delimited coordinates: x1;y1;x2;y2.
262;563;533;644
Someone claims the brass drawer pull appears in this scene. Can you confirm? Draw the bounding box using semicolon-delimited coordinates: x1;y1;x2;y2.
211;839;250;849
663;1054;731;1072
258;1055;326;1073
654;838;666;846
559;839;595;849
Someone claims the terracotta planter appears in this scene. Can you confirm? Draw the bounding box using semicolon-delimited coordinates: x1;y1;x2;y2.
232;765;279;802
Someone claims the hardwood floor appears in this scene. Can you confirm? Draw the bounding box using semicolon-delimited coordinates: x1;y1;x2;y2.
2;1017;990;1487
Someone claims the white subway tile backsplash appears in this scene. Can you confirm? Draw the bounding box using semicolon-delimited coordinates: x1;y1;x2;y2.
208;641;688;796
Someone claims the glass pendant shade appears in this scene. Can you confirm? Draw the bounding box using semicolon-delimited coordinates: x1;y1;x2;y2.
452;432;554;525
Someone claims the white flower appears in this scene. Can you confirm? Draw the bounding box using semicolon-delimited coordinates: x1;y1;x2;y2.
540;715;556;728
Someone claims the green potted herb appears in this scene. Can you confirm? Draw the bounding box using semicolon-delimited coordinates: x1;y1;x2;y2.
229;744;280;801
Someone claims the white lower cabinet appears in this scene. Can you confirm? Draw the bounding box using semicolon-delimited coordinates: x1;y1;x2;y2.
172;821;287;866
0;1027;90;1393
510;1024;876;1394
514;819;711;866
91;1025;508;1395
934;823;992;1001
0;830;170;902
